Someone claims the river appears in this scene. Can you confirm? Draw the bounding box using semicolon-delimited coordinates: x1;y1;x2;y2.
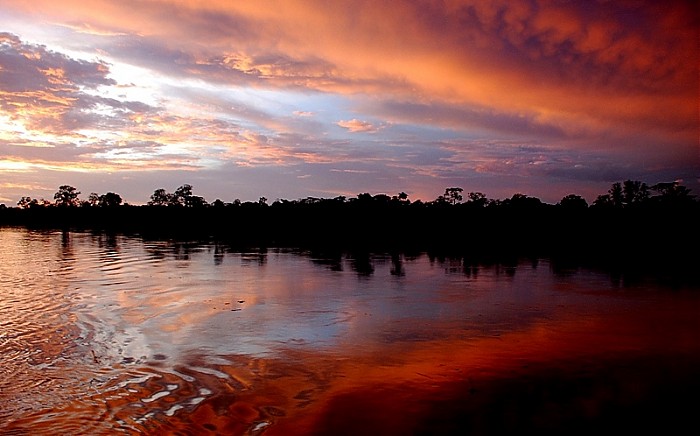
1;228;698;434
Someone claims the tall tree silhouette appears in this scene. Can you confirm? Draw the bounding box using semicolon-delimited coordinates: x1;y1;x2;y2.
651;181;695;206
99;192;123;207
622;180;649;206
148;188;171;206
444;187;464;205
558;194;588;210
54;185;80;207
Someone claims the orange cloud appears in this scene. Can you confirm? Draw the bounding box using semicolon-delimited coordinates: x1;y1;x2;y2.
337;119;377;133
0;1;697;203
3;1;695;144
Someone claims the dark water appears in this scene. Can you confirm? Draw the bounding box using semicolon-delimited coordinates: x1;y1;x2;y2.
0;228;698;435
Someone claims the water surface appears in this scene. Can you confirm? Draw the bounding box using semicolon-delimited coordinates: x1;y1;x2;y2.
1;229;698;434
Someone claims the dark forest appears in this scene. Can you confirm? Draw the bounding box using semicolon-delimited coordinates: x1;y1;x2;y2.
1;180;698;282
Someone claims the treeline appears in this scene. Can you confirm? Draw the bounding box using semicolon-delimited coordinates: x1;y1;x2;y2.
4;179;697;211
1;180;698;269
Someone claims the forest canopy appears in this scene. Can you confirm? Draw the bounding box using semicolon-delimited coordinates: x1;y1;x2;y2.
1;179;698;284
3;179;696;211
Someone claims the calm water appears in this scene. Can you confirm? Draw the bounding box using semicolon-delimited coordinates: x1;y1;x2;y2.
0;228;698;435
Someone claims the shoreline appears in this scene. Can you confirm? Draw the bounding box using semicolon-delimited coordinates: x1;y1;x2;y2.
1;204;698;286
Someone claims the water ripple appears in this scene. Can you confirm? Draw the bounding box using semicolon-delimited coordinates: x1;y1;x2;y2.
3;228;691;435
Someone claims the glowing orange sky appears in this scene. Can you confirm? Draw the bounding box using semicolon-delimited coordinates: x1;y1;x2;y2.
0;0;698;204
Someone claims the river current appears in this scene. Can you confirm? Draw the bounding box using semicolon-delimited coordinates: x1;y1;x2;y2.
1;228;698;434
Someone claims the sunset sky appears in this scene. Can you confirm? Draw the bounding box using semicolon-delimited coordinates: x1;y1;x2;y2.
0;0;697;205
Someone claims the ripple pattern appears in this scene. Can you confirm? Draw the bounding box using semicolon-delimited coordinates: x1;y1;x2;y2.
3;228;691;435
0;230;295;435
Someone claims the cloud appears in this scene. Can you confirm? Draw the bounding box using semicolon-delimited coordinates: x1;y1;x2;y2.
0;1;697;205
373;99;567;139
0;32;159;134
337;119;378;133
0;33;113;89
4;1;695;138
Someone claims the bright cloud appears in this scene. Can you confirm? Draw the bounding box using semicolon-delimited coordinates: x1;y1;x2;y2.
0;1;697;205
337;119;378;133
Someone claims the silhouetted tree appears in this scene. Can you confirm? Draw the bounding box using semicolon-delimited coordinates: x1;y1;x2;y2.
17;197;31;209
187;196;207;208
592;182;626;209
87;192;100;207
373;194;391;205
622;180;649;206
392;192;410;204
54;185;80;207
171;184;193;207
300;197;321;205
17;196;42;209
592;180;682;209
558;194;588;210
444;187;463;205
592;193;612;208
504;193;542;209
150;184;206;207
148;188;171;206
609;182;624;208
650;181;695;206
99;192;123;207
356;193;373;203
466;192;488;207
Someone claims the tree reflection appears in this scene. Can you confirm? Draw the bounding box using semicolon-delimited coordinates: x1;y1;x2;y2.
171;242;196;261
94;232;120;254
60;230;73;261
240;248;267;266
390;253;405;277
349;252;374;277
308;249;344;272
141;239;206;262
213;243;225;266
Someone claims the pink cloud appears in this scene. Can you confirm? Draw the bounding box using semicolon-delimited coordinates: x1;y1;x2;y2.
0;1;697;204
337;119;377;133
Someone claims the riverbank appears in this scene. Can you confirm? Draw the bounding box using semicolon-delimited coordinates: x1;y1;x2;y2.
2;203;698;286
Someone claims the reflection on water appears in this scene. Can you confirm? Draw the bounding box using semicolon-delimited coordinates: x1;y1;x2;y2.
0;228;698;434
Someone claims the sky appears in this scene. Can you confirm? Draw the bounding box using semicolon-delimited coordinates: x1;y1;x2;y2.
0;0;698;205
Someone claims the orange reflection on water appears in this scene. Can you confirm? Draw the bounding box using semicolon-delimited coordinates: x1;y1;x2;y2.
134;289;699;435
2;230;698;435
